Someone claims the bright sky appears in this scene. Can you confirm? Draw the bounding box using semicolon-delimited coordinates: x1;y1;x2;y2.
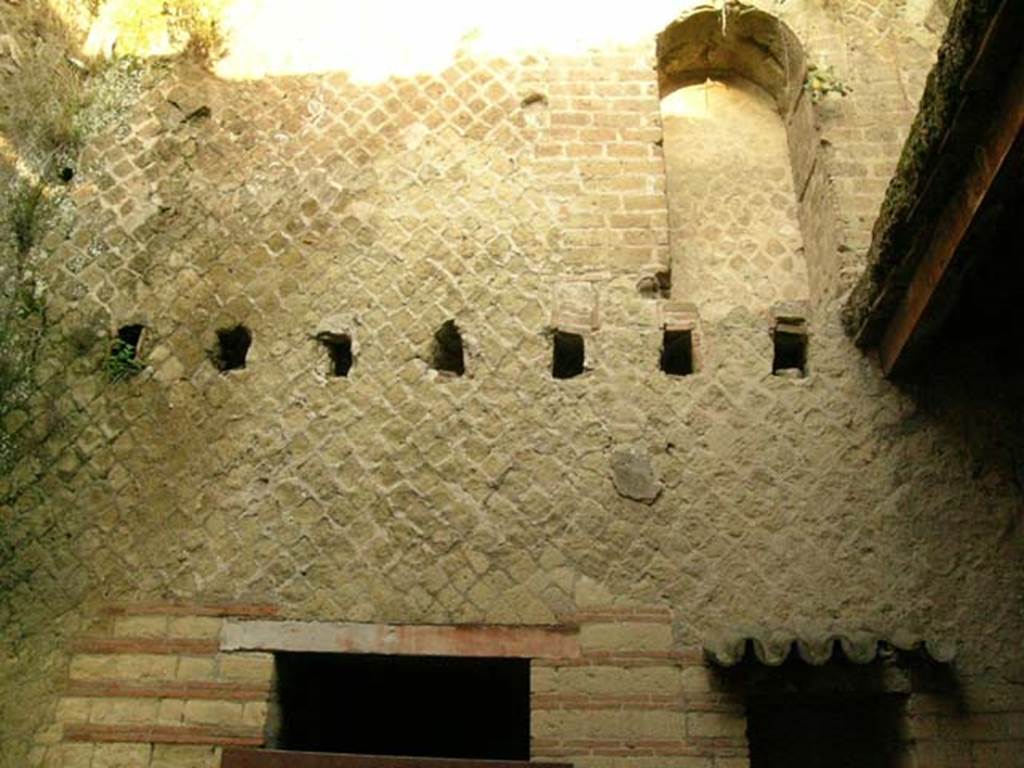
82;0;711;82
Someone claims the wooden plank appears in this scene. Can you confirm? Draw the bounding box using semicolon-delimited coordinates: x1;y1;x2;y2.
877;1;1024;375
879;116;1023;375
221;750;572;768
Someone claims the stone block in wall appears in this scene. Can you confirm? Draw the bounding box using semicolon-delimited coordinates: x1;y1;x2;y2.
686;711;747;739
552;280;601;333
680;665;720;694
532;664;683;696
216;652;274;684
579;622;674;653
533;708;685;740
91;742;152;768
958;681;1024;714
158;699;186;726
610;446;663;505
660;301;699;332
42;743;94;768
150;745;222;768
88;697;161;725
113;615;169;638
770;301;811;325
242;701;269;729
168;617;224;640
183;699;246;728
972;741;1024;768
177;656;217;681
570;758;715;768
909;739;973;768
70;653;178;681
55;697;92;724
714;759;750;768
951;712;1024;742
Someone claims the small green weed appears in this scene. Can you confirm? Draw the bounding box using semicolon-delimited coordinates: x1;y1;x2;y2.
0;6;88;162
804;64;852;103
104;338;144;382
9;182;46;256
167;0;228;64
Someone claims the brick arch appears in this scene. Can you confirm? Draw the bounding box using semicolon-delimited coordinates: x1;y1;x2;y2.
656;2;808;115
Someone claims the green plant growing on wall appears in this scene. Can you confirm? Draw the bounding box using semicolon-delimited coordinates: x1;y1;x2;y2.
0;8;89;165
804;64;851;103
0;264;49;482
0;1;149;495
93;0;228;65
9;181;46;256
104;338;144;382
166;0;227;63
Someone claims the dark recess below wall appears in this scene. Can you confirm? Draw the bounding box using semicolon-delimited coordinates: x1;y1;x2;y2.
274;653;530;761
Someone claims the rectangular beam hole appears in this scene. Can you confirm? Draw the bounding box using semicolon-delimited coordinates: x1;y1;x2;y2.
772;320;807;377
661;329;694;376
432;320;465;376
552;331;585;379
214;324;252;372
317;332;353;377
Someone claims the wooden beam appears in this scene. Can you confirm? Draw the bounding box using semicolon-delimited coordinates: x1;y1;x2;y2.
879;118;1023;375
878;5;1024;375
221;750;572;768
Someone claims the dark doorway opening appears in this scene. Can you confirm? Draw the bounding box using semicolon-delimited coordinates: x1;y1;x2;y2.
747;693;906;768
273;653;530;761
719;644;913;768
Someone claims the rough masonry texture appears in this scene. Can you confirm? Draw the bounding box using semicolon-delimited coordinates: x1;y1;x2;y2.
1;1;1023;767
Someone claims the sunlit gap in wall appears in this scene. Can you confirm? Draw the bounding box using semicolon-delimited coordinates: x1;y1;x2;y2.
660;79;726;121
72;0;716;82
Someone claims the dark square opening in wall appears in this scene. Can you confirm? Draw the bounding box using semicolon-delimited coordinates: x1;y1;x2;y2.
661;329;694;376
316;332;352;377
273;653;530;761
747;693;906;768
552;331;584;379
432;320;465;376
106;324;145;382
214;324;252;371
772;320;807;376
116;324;144;351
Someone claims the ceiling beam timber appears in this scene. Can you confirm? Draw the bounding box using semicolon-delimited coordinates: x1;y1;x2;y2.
878;4;1024;375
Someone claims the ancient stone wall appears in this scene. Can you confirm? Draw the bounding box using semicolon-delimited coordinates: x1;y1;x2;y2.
2;1;1023;767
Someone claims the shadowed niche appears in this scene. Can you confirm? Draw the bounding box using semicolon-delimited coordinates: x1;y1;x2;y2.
552;331;584;379
273;653;530;761
432;319;466;376
661;329;694;376
213;324;252;371
317;331;353;377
